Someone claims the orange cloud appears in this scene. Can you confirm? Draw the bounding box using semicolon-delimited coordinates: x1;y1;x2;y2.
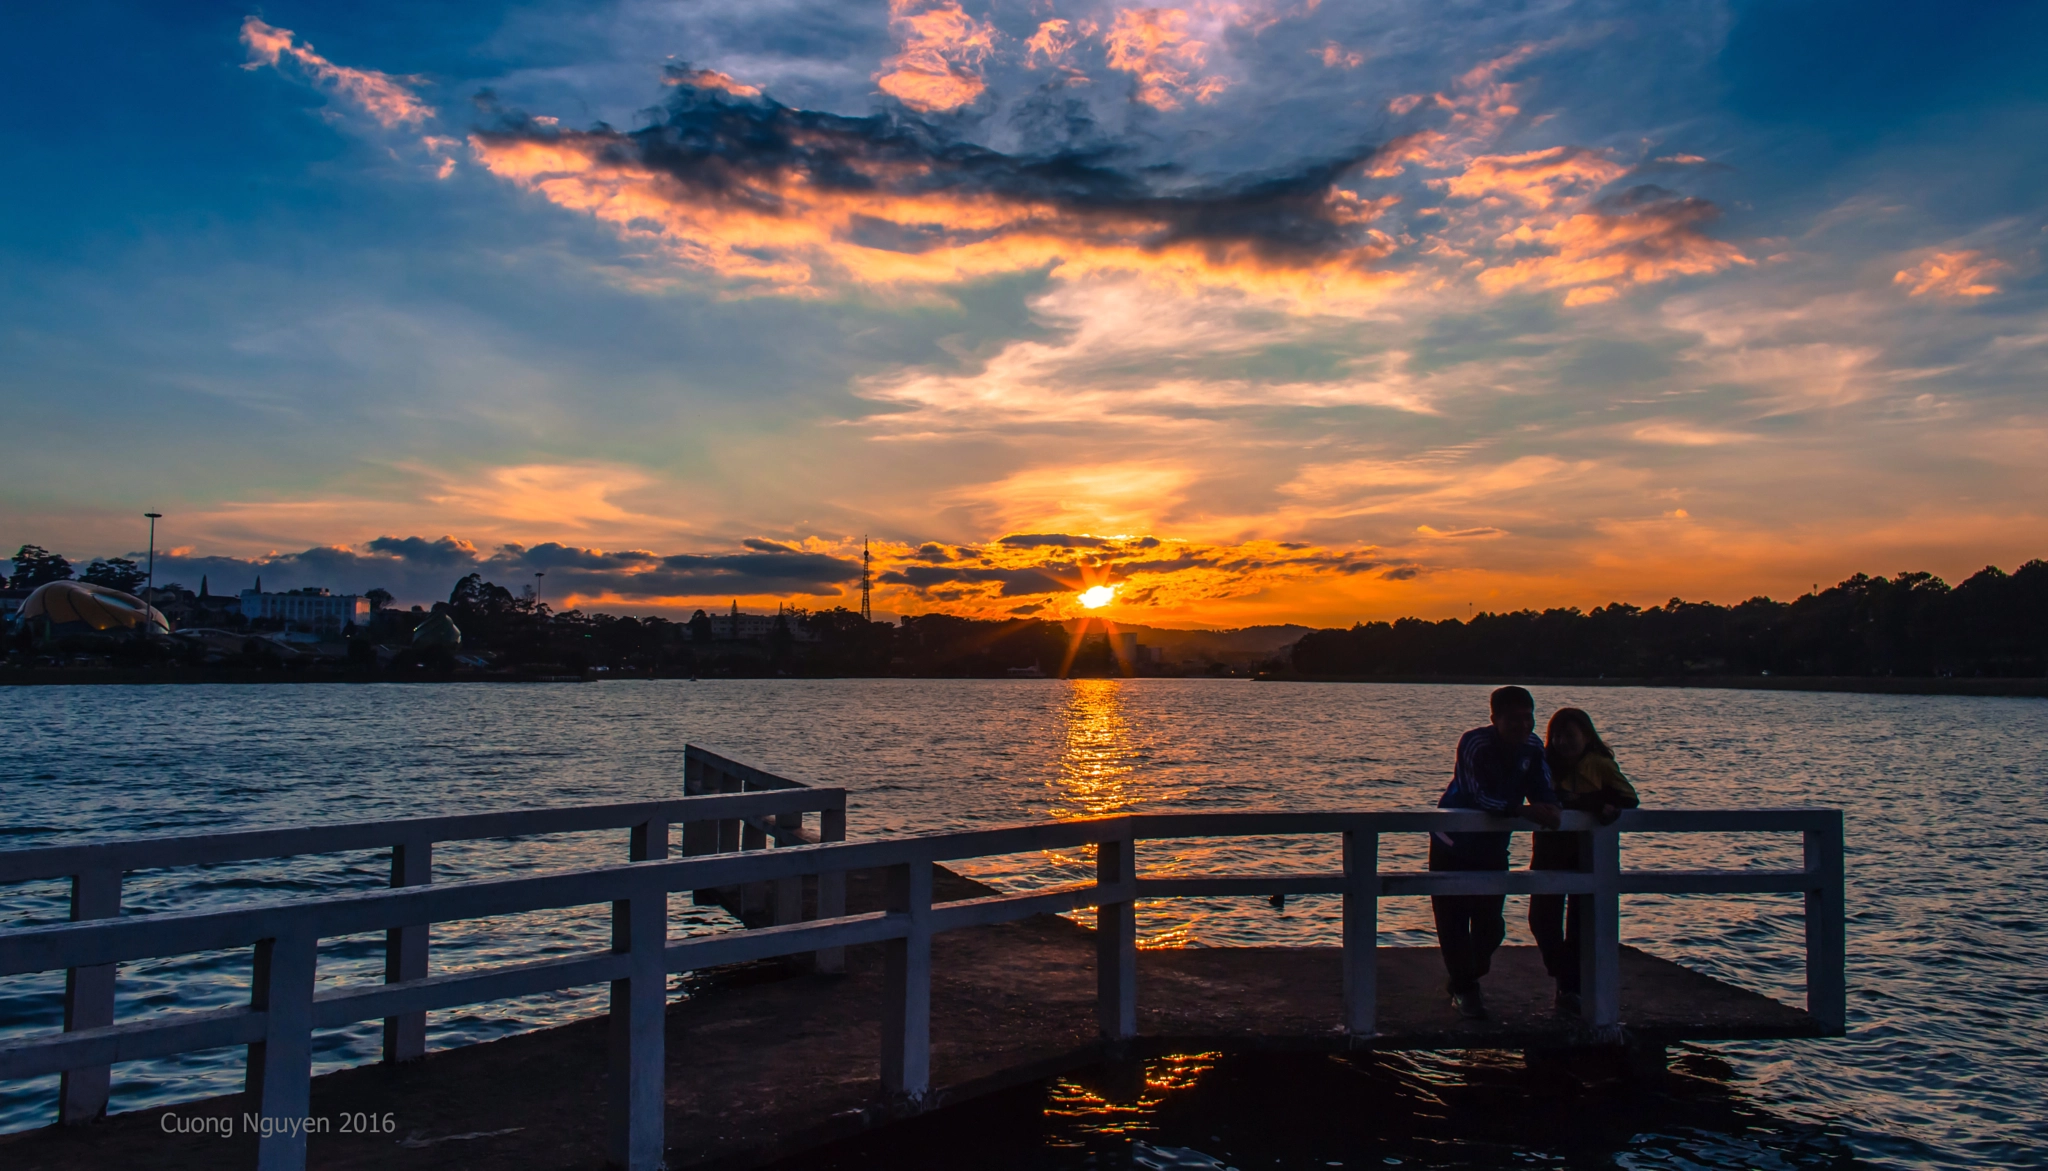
1104;8;1228;110
1893;250;2007;298
1361;131;1451;178
1562;284;1619;306
1477;193;1751;296
239;16;431;128
1319;42;1364;69
665;68;761;98
1025;18;1094;69
1438;146;1628;209
875;0;998;112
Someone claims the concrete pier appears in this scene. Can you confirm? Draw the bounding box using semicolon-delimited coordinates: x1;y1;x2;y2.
0;864;1819;1171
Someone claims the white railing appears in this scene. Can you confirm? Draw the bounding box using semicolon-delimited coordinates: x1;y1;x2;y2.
0;795;1844;1171
0;744;844;1125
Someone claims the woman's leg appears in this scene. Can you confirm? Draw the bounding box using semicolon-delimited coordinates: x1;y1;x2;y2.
1529;832;1580;989
1529;893;1567;977
1557;892;1584;995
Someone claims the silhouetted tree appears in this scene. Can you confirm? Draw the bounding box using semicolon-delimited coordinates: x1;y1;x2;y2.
11;545;73;589
80;558;146;595
1291;562;2048;679
365;588;394;612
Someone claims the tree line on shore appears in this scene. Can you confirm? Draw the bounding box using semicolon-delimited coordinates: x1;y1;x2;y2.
12;544;2046;678
1290;561;2048;679
395;575;1145;677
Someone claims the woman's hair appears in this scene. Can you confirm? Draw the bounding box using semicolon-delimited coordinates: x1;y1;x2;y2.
1546;707;1615;770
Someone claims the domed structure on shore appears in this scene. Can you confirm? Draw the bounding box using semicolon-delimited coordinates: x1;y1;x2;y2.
18;580;170;639
411;612;462;648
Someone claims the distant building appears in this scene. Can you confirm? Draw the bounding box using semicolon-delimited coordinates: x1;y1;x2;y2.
17;581;169;639
238;587;369;633
717;602;819;642
1114;634;1163;665
140;582;234;630
1111;632;1163;669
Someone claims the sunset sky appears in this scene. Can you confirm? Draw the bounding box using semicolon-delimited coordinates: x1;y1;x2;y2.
3;1;2043;626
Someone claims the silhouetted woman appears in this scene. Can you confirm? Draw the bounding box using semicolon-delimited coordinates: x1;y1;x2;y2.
1530;707;1640;1015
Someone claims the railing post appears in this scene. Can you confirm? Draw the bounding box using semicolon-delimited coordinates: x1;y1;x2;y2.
739;783;769;920
59;867;120;1124
681;751;716;858
712;769;744;914
815;802;847;974
630;817;669;862
1341;828;1378;1041
1095;832;1137;1043
1805;814;1847;1033
383;839;431;1064
605;880;667;1171
246;931;318;1171
1579;824;1622;1033
880;859;933;1102
772;812;803;928
715;769;742;853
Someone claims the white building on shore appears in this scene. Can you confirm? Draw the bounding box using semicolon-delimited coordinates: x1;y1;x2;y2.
238;587;369;632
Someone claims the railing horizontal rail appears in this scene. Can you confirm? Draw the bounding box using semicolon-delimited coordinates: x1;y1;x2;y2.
686;747;824;792
0;809;1844;978
927;881;1125;933
1139;868;1819;899
1133;807;1834;837
0;1005;264;1082
0;789;845;885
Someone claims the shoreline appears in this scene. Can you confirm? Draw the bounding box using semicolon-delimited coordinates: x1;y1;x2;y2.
0;667;2042;696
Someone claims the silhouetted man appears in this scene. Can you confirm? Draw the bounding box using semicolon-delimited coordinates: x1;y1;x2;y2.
1430;685;1561;1019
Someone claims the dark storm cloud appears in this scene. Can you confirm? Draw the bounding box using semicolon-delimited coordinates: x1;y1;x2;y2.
656;549;859;582
880;564;1073;596
136;537;857;607
998;532;1111;548
499;542;658;569
1108;553;1220;574
365;535;478;565
473;75;1407;263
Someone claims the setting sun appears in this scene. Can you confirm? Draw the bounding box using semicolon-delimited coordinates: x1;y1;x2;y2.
1077;585;1117;609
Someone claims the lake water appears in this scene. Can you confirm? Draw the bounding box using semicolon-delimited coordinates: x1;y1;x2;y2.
0;679;2042;1168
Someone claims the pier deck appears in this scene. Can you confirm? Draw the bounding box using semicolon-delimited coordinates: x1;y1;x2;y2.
2;865;1819;1171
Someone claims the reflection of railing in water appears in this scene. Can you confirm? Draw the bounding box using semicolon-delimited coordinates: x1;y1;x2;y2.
0;744;845;1128
0;750;1844;1171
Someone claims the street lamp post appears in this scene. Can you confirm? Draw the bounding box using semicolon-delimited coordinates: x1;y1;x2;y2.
142;512;162;641
143;513;161;599
535;572;545;609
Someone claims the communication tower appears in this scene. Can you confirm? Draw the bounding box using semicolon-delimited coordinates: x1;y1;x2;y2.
860;536;872;623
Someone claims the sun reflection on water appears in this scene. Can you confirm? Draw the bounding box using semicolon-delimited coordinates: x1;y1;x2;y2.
1042;680;1199;947
1050;679;1142;821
